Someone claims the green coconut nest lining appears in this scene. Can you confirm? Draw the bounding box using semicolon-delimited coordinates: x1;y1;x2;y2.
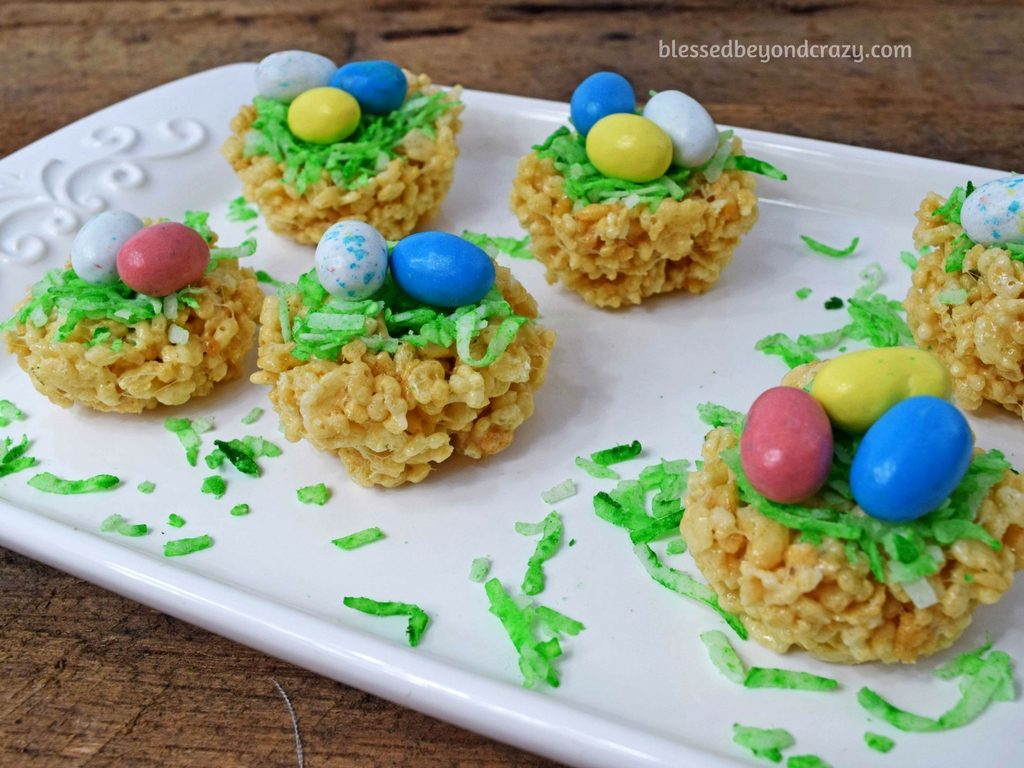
0;211;254;345
932;181;1024;272
698;402;1011;587
531;126;785;210
244;90;459;195
278;264;529;369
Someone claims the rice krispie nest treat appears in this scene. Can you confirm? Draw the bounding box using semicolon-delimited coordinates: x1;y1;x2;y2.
3;216;262;413
682;365;1024;665
222;72;462;245
905;188;1024;418
252;262;555;488
510;133;761;308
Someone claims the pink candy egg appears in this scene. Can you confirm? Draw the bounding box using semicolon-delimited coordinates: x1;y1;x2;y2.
116;223;211;296
739;386;834;504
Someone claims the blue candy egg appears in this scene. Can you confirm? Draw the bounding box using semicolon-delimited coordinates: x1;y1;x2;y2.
256;50;337;102
329;61;407;115
850;396;974;523
960;175;1024;247
315;221;389;299
570;71;636;136
71;210;144;284
391;232;495;308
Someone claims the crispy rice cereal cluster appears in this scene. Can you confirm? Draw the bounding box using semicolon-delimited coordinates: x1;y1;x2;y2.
905;193;1024;418
222;73;462;244
4;260;263;413
251;264;555;487
509;138;758;308
682;365;1024;664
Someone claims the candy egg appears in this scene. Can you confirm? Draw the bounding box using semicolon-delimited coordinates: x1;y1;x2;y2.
851;396;973;523
586;114;673;183
391;232;495;308
960;175;1024;247
70;211;144;284
740;386;834;504
810;347;952;434
255;50;337;102
315;221;389;299
570;71;636;136
642;90;719;168
329;60;407;115
117;223;210;297
287;87;361;144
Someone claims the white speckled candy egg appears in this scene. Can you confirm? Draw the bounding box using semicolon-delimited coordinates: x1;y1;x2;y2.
315;221;388;299
642;90;719;168
255;50;337;102
70;210;143;284
961;175;1024;246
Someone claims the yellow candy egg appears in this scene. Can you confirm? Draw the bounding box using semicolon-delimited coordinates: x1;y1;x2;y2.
287;87;361;144
585;114;673;183
810;347;952;434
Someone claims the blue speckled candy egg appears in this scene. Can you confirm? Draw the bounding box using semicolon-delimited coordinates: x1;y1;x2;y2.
960;175;1024;246
329;60;407;115
256;50;337;102
642;90;719;168
70;210;143;284
391;232;495;308
850;396;973;523
570;72;636;136
314;221;388;299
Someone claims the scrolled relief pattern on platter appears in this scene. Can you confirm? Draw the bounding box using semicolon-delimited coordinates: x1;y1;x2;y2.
0;118;207;265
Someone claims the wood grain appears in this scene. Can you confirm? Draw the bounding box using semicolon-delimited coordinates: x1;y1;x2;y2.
1;1;1022;766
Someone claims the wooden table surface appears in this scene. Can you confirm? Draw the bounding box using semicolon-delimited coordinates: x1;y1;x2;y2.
2;1;1021;766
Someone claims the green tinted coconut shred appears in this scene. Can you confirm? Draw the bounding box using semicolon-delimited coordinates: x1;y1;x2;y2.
206;435;282;469
0;399;26;427
732;724;795;763
0;435;38;478
588;454;746;637
864;732;895;753
100;514;149;537
164;534;213;557
201;475;227;498
332;527;385;550
533;126;785;210
575;456;619;480
800;235;860;258
227;195;259;222
277;264;529;369
787;756;832;768
297;482;330;505
699;629;838;692
165;417;204;466
755;262;913;368
342;596;430;647
518;511;563;596
469;557;491;582
28;472;119;494
540;478;576;505
460;231;534;261
483;577;584;689
245;90;459;195
700;403;1011;587
857;636;1016;732
590;439;642;466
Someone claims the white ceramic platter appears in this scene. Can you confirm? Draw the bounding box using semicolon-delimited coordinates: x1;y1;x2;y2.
1;64;1021;768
